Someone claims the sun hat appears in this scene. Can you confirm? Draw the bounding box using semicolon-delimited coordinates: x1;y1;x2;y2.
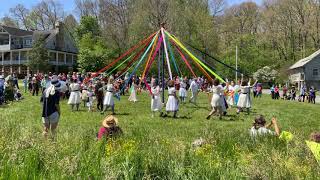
102;115;118;128
51;76;61;90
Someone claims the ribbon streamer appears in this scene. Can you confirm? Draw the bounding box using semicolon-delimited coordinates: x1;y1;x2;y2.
165;30;224;82
161;28;173;80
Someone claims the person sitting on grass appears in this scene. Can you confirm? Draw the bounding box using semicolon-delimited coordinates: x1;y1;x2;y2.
97;115;123;140
250;115;281;137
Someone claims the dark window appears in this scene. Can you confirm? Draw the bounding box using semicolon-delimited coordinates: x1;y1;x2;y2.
313;69;319;76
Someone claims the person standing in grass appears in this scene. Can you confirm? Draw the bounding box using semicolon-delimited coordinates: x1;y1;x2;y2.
128;77;138;103
68;79;81;111
164;80;179;118
250;115;281;137
41;77;61;139
179;78;187;103
237;76;257;114
206;79;223;120
95;80;104;111
189;78;199;104
102;76;115;115
308;87;316;104
150;78;162;118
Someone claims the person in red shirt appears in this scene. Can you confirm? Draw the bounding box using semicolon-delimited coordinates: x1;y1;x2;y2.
97;115;123;140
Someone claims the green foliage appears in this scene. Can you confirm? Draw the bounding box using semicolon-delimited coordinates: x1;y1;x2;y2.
27;38;51;72
1;90;320;178
253;66;278;82
77;33;112;72
75;16;100;41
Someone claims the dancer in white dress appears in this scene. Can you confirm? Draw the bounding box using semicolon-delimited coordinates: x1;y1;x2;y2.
227;81;235;107
102;76;115;114
128;79;138;102
189;78;198;104
179;78;187;103
207;79;223;119
164;80;179;118
68;79;81;111
150;78;162;117
237;76;258;114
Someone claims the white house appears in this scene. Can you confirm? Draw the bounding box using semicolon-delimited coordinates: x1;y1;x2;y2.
0;22;78;75
289;49;320;90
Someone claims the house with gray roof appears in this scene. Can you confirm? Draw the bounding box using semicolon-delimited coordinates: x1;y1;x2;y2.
289;49;320;90
0;22;78;75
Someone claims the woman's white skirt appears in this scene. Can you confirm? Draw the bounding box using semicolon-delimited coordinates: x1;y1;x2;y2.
68;91;81;104
151;95;162;111
237;94;251;108
227;95;234;106
128;90;137;102
103;92;114;106
211;94;221;107
166;96;179;112
179;88;187;97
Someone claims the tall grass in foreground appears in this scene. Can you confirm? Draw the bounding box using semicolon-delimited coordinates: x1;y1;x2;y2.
0;92;320;179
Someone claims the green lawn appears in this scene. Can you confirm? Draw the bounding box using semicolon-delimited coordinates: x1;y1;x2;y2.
0;91;320;179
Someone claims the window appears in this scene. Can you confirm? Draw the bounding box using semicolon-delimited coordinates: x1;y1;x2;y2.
25;39;32;46
313;68;319;76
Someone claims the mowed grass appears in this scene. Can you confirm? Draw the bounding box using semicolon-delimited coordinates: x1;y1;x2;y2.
0;90;320;179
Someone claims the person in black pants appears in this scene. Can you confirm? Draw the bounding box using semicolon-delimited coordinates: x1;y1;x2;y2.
95;80;104;111
32;77;40;96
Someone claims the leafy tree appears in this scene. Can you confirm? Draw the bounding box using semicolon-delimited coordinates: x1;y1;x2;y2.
253;66;278;82
27;38;51;72
75;16;100;41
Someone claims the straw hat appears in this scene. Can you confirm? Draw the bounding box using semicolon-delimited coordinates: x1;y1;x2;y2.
102;115;118;128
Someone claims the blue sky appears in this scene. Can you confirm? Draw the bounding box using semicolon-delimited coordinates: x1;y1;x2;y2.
0;0;262;19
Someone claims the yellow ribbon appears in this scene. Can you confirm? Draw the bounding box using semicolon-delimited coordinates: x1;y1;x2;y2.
165;30;225;82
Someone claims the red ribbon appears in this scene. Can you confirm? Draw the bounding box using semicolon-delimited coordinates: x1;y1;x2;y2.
83;32;157;83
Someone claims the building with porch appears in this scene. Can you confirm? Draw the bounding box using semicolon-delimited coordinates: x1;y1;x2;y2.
0;22;78;76
288;49;320;90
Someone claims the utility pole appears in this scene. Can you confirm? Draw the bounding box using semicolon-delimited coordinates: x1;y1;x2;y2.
236;45;238;82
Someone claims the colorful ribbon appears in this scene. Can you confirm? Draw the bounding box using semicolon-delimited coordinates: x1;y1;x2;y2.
161;28;173;80
83;31;157;84
165;30;224;82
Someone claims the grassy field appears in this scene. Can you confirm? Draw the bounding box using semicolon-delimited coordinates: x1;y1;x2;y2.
0;91;320;179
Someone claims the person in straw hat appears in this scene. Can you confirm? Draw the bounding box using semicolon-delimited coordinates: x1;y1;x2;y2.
40;76;62;138
102;76;115;114
97;115;123;140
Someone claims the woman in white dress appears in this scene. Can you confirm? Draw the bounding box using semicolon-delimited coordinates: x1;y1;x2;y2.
102;76;115;114
128;78;138;102
237;77;258;114
151;78;162;117
179;78;187;103
207;79;223;119
164;80;179;118
68;79;81;111
189;78;199;104
227;81;235;107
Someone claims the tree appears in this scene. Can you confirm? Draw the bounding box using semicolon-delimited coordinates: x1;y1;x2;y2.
9;4;30;30
0;16;18;28
77;33;113;72
75;16;100;41
253;66;278;82
27;38;51;72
